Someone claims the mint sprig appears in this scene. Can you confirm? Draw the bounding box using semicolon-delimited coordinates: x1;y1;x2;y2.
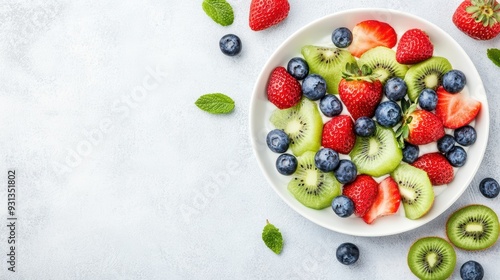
487;48;500;67
202;0;234;26
195;93;235;114
262;220;283;254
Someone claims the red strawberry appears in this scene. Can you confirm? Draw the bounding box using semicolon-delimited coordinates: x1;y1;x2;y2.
396;29;434;64
348;20;397;57
267;67;301;109
453;0;500;40
412;153;454;186
343;175;379;217
362;177;401;224
435;86;481;129
405;109;445;145
338;63;383;120
321;115;356;154
249;0;290;31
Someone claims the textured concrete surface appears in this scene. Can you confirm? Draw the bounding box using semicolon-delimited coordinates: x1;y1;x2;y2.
0;0;499;279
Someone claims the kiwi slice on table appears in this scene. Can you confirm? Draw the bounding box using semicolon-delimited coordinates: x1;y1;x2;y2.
391;163;434;220
288;151;341;209
270;98;323;156
349;124;402;177
404;56;453;101
301;45;356;94
407;236;456;280
446;204;499;251
357;46;408;83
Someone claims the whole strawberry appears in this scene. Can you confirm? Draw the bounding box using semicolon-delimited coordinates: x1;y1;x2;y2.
322;115;356;154
249;0;290;31
398;101;445;146
338;63;383;121
343;175;379;217
396;29;434;64
453;0;500;40
362;177;401;224
267;67;301;109
412;153;454;186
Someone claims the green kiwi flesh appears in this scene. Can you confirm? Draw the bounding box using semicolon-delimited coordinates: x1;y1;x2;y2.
407;237;456;280
446;204;499;251
404;56;453;101
357;46;408;83
270;98;323;156
349;124;402;177
301;45;356;94
391;163;434;220
288;151;341;209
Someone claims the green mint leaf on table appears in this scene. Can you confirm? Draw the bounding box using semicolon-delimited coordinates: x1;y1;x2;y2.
262;220;283;254
202;0;234;26
195;93;235;114
487;48;500;67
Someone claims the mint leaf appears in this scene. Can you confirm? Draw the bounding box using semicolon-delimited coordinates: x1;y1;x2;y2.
202;0;234;26
487;48;500;67
195;93;235;114
262;220;283;254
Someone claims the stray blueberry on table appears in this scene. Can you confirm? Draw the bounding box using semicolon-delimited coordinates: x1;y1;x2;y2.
418;88;438;111
354;117;376;137
384;77;407;101
442;69;466;93
314;148;340;172
319;94;343;117
460;260;484;280
402;142;419;164
334;159;357;184
375;101;402;127
479;177;499;198
266;129;290;153
336;242;359;265
287;57;309;80
275;153;297;175
219;34;242;56
302;74;327;101
437;135;456;153
454;125;477;146
446;146;467;167
331;27;353;48
331;195;355;218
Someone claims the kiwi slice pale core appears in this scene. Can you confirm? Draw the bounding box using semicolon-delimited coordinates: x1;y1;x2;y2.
407;236;456;280
349;124;402;177
288;151;341;209
446;204;499;251
301;45;356;94
357;46;408;83
391;163;434;220
404;56;453;101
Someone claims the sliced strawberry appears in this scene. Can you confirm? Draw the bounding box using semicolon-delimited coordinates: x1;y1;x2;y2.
321;115;356;154
412;153;454;186
396;29;434;64
405;110;445;145
343;175;379;217
267;66;302;109
348;20;397;58
435;86;481;129
362;177;401;224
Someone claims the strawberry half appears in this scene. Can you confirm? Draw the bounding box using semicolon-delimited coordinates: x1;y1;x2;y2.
249;0;290;31
348;20;397;58
343;175;379;217
267;66;302;109
435;86;481;129
453;0;500;40
412;153;455;186
396;29;434;64
362;177;401;224
321;115;355;154
400;109;445;146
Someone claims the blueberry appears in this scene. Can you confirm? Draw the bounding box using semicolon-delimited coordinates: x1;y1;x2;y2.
275;154;298;175
446;146;467;167
266;129;290;153
479;178;499;198
460;260;484;280
384;77;407;101
402;143;419;164
320;94;343;117
418;88;438;111
331;27;353;48
302;74;327;101
336;243;359;265
334;160;357;184
442;70;466;93
354;117;376;137
287;57;309;80
454;125;477;146
219;34;242;56
331;195;355;218
314;148;340;172
437;135;456;153
375;101;402;127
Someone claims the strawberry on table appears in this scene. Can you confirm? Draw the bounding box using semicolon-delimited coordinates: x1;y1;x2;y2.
348;20;397;58
453;0;500;40
343;175;379;217
322;115;356;154
249;0;290;31
396;29;434;64
362;177;401;224
412;153;454;186
267;66;302;109
435;86;481;129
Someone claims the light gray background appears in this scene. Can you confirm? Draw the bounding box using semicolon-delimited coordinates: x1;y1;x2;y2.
0;0;499;279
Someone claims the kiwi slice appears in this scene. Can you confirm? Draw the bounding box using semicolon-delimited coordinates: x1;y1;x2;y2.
446;204;499;251
357;46;408;83
288;151;341;209
301;45;356;94
391;163;434;220
404;56;453;101
349;124;402;177
270;98;323;156
407;236;456;280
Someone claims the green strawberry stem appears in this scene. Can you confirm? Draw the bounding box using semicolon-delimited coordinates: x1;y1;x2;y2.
396;98;418;148
466;0;500;27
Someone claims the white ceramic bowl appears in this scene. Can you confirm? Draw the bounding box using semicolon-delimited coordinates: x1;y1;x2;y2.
249;9;489;236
